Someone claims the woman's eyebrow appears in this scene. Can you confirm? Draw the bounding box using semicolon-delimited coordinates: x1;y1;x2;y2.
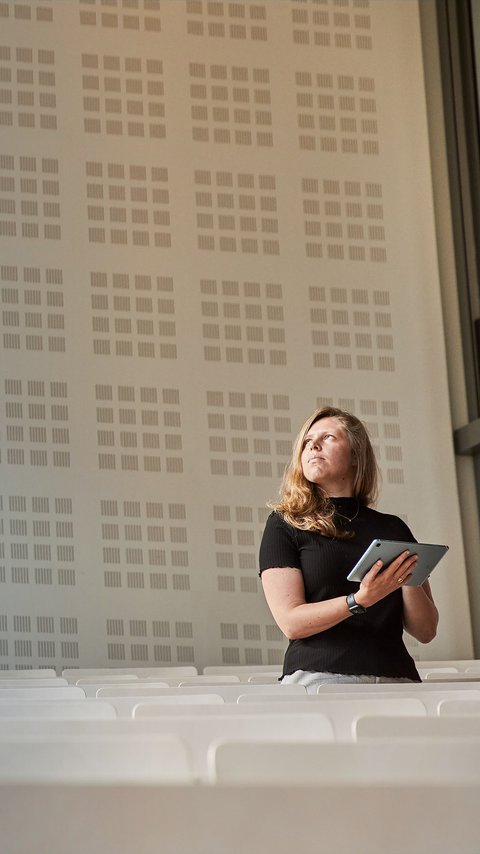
305;430;327;440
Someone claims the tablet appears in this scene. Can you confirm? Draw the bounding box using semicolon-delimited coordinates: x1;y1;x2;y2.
346;539;449;587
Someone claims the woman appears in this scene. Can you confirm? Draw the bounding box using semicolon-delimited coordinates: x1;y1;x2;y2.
259;406;438;688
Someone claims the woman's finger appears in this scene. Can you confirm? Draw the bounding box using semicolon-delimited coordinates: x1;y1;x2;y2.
365;559;384;579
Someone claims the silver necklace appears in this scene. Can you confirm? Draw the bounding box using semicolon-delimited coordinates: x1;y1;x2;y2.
334;499;360;524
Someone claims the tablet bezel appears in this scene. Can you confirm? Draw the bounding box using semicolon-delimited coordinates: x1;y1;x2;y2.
346;539;449;587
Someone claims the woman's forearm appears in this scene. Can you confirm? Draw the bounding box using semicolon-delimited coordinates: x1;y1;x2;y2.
401;581;438;643
281;596;353;640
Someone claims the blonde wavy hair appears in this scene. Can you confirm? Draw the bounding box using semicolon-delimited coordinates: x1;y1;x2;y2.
270;407;380;538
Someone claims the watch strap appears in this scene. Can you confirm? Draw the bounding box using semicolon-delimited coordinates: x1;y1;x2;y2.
346;592;367;615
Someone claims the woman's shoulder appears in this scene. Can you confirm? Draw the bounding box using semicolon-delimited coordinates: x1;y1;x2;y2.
363;505;414;539
264;510;293;531
262;510;305;541
364;505;405;521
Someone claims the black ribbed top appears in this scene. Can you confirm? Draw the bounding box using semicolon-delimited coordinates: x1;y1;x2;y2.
259;500;420;681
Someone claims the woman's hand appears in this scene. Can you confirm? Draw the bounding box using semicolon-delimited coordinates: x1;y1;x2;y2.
354;549;438;642
354;550;419;609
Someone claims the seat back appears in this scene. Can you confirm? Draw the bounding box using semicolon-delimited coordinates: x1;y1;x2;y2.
208;739;480;785
62;666;198;682
438;699;480;716
0;686;86;699
0;700;117;720
110;693;225;717
0;735;192;783
354;714;480;739
97;682;305;702
0;669;57;679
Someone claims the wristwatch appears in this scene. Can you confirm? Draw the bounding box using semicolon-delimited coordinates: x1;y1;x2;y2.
346;592;367;615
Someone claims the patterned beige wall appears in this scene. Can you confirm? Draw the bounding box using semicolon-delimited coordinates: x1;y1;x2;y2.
0;0;474;671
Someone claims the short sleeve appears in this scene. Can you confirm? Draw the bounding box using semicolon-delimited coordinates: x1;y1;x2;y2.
258;512;301;575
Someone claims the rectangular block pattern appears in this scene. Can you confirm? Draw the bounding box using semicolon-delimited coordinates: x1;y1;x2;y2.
190;61;273;146
0;2;54;23
100;499;191;594
95;384;183;473
1;265;65;353
213;502;269;598
105;617;195;665
0;154;61;239
0;493;77;594
0;45;57;131
309;285;395;373
186;0;268;41
296;70;378;154
291;0;372;51
206;390;292;480
82;53;165;138
195;169;279;254
79;0;162;32
302;177;386;261
90;271;176;359
85;161;171;247
200;278;286;366
2;379;70;468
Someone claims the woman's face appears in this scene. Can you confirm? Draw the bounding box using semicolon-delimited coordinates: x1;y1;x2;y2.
300;416;355;496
